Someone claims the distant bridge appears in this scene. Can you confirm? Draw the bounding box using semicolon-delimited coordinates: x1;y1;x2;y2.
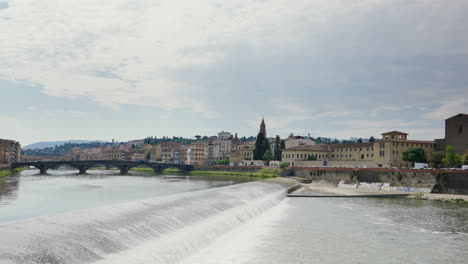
10;160;194;175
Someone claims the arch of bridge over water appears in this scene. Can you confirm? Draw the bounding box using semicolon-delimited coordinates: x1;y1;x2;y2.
10;160;194;175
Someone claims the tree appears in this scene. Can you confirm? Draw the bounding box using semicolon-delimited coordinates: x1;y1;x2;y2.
357;138;363;143
369;136;375;142
462;152;468;165
273;135;282;160
145;151;151;161
443;145;462;167
307;155;317;161
194;135;201;140
428;151;445;168
253;132;270;160
262;150;274;165
402;147;427;166
280;140;286;149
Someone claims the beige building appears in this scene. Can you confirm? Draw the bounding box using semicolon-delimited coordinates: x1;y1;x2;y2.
284;135;316;149
231;141;255;161
159;142;181;163
282;131;435;168
191;141;206;165
282;145;330;166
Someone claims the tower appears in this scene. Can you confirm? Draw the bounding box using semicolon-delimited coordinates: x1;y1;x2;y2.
259;117;266;137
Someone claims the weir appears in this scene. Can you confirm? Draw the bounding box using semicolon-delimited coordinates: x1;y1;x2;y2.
0;180;297;264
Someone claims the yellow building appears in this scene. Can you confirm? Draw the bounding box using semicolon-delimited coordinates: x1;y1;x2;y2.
282;145;330;166
191;141;206;165
372;131;435;168
282;131;435;168
232;141;255;160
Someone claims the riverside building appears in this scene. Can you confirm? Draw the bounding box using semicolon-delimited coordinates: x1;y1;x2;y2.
0;139;21;163
282;131;435;168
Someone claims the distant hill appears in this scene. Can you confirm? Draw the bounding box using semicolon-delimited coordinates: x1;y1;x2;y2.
23;140;105;150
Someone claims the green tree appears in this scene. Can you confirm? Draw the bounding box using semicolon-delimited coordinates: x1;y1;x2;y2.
369;136;375;142
357;138;363;143
262;150;274;165
253;132;270;160
428;151;445;168
462;152;468;165
443;145;462;167
145;151;151;160
307;155;317;161
273;135;282;160
402;147;427;166
279;162;288;169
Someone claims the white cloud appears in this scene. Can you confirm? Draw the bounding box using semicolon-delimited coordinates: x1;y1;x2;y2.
423;97;468;120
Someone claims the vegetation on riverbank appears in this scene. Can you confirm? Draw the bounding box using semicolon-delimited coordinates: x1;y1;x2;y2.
190;170;277;178
0;167;28;179
410;192;468;204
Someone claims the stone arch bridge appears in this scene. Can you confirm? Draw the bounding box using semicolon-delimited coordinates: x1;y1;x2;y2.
11;160;194;175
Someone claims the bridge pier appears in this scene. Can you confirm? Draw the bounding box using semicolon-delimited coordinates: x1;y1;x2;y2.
38;165;48;175
120;166;129;175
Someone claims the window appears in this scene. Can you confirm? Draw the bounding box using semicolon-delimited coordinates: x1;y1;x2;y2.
458;124;464;135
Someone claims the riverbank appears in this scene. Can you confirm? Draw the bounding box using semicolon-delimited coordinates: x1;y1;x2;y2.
190;170;277;178
290;181;468;202
0;167;28;180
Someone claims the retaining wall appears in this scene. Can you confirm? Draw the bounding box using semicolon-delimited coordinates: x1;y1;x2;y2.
291;167;468;195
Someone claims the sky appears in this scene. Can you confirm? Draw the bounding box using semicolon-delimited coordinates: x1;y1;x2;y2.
0;0;467;146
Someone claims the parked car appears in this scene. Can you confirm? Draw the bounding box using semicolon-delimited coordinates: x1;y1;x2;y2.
462;165;468;170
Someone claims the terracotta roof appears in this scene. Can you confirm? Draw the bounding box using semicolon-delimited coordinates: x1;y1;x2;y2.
381;131;408;135
325;142;373;148
283;145;328;152
381;139;435;144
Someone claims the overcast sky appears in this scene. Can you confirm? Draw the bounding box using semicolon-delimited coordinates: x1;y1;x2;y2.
1;0;467;145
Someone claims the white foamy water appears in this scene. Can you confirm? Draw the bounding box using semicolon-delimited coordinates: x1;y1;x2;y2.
0;181;288;264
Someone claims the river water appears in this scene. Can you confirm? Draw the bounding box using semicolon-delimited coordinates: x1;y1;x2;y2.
1;169;467;264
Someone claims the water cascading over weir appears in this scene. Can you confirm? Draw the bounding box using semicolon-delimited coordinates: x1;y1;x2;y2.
0;179;298;264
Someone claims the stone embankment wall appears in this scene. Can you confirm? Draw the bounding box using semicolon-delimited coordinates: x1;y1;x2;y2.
291;167;468;195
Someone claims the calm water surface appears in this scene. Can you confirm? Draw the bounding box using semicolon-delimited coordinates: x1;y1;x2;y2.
0;169;245;223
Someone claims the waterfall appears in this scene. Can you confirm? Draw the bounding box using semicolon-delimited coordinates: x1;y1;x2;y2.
0;181;288;264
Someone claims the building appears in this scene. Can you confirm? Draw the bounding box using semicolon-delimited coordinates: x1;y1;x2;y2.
172;148;181;164
282;145;330;166
284;134;316;149
191;141;206;165
205;141;220;165
150;145;162;162
282;131;435;168
231;141;255;161
435;113;468;155
217;131;232;140
159;142;181;163
0;139;21;163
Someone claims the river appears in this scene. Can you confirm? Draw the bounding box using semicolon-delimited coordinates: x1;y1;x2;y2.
0;169;467;264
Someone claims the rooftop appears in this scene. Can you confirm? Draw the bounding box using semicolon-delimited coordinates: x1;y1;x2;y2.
381;131;408;135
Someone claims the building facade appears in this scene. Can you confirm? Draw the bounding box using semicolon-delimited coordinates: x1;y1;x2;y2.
0;139;21;163
436;113;468;155
282;131;435;168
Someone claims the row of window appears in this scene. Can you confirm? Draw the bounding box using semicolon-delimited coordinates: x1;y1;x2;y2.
283;153;328;159
330;153;374;159
332;148;374;152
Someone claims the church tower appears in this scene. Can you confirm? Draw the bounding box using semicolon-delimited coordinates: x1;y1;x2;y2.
259;117;266;137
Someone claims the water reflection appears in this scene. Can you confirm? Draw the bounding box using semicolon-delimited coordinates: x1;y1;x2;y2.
0;176;19;207
0;169;249;223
